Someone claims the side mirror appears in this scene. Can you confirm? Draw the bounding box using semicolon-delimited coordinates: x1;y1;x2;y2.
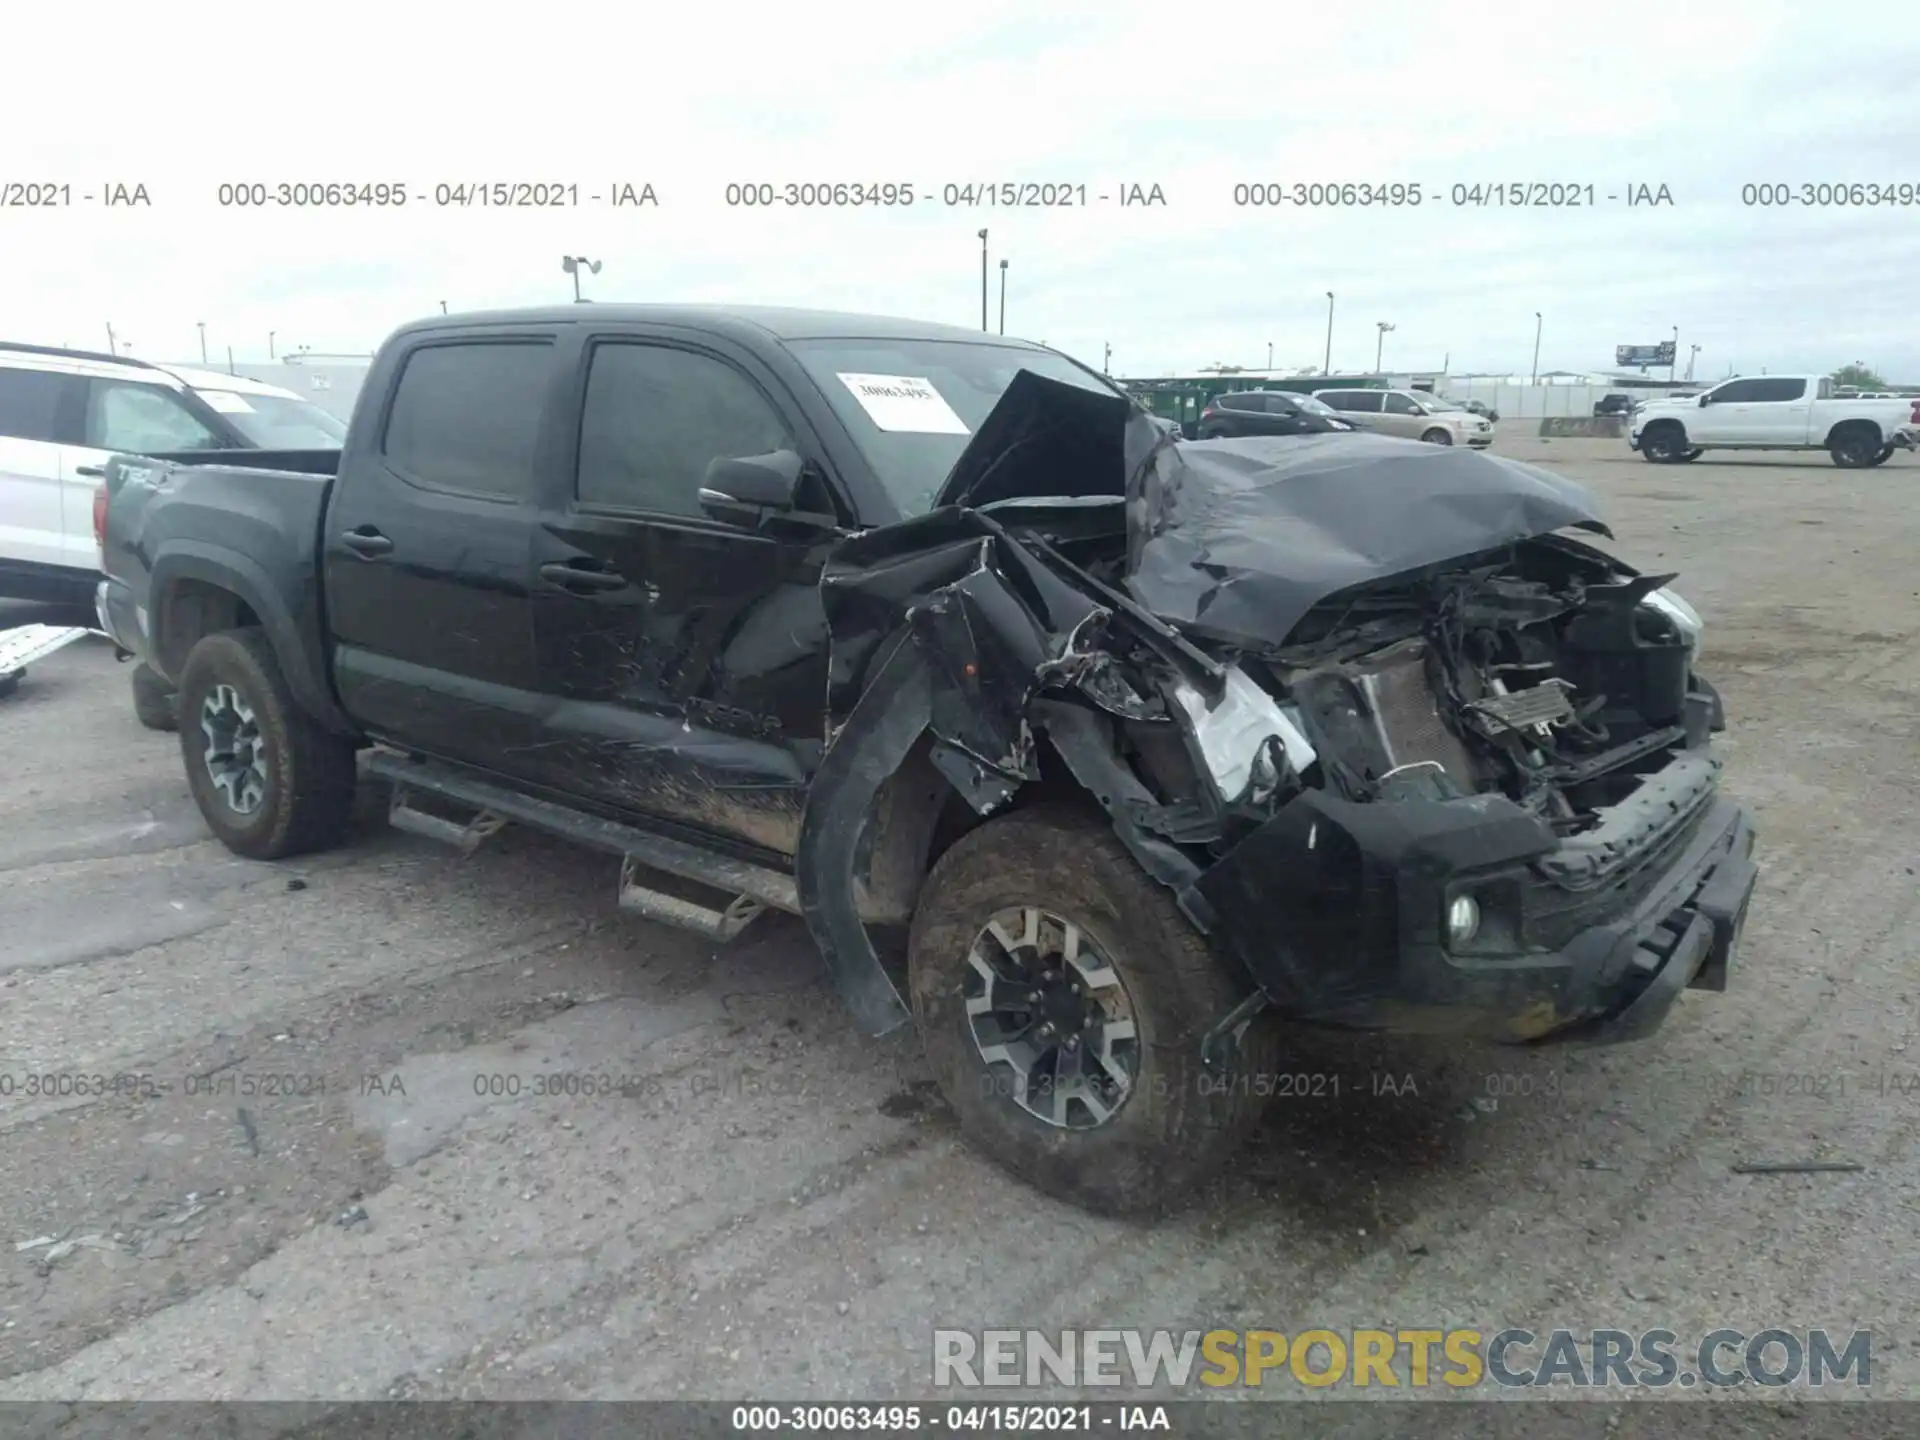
698;449;837;532
1697;394;1711;407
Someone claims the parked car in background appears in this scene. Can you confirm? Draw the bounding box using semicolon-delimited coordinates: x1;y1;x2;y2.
1456;398;1499;422
1314;387;1494;447
1630;374;1920;467
1196;389;1357;440
1594;393;1638;417
0;343;347;608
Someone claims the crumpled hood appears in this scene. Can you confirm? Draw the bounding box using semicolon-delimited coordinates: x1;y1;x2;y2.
1125;429;1611;647
926;371;1611;651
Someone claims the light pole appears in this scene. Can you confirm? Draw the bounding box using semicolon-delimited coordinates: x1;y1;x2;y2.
1670;325;1679;384
562;255;601;302
1323;292;1335;375
268;330;276;359
998;258;1008;335
1267;341;1274;371
1103;342;1112;374
197;322;207;364
1531;312;1542;384
439;301;448;315
1375;321;1396;373
977;230;989;331
1687;343;1701;382
105;323;118;355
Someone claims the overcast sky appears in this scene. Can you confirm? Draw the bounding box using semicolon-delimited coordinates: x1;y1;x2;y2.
8;1;1920;381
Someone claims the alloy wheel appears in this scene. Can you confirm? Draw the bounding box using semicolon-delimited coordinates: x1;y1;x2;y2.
200;682;269;815
962;906;1140;1130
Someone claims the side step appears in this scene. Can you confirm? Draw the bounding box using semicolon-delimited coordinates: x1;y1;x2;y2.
389;784;509;854
365;751;801;936
618;857;766;940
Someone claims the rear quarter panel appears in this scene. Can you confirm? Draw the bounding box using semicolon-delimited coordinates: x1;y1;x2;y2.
104;458;354;732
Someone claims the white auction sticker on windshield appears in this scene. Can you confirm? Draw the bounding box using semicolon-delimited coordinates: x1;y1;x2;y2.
199;391;256;413
836;374;970;434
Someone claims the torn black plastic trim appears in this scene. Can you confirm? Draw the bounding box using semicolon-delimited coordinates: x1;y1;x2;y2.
794;633;925;1037
1029;699;1205;894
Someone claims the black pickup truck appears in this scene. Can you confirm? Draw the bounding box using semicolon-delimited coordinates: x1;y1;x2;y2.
98;304;1758;1213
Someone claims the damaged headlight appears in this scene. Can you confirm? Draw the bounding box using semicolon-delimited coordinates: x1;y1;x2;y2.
1170;668;1318;806
1643;586;1704;658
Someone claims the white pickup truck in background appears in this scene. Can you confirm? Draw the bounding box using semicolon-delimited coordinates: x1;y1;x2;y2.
1630;374;1920;467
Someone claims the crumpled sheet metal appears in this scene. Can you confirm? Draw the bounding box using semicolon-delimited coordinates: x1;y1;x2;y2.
1125;430;1612;650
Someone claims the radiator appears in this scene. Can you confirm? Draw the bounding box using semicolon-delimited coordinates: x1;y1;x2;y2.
1348;640;1479;791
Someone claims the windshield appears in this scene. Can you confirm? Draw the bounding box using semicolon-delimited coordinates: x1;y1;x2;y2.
196;389;348;448
1416;393;1464;411
785;338;1120;513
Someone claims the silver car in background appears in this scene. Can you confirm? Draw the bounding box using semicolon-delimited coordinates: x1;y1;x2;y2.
1313;387;1495;447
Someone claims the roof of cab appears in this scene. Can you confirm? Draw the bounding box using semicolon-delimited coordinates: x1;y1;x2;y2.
389;304;1047;349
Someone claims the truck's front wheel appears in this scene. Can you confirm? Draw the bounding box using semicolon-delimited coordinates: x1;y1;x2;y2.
907;806;1276;1214
1640;424;1688;462
175;628;356;861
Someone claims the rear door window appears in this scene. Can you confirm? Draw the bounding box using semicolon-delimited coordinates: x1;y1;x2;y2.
1331;391;1383;413
0;367;68;443
383;341;551;498
1747;377;1807;402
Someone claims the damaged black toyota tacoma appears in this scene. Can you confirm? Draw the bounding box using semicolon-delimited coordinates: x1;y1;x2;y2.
96;305;1759;1214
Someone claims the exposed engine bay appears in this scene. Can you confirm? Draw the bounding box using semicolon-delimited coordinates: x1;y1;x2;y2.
800;373;1751;1042
1089;534;1717;849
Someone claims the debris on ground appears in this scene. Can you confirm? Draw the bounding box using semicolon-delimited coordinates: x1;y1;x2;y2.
1732;1160;1864;1175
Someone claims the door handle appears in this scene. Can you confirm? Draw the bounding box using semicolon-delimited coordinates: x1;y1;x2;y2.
75;465;107;479
539;561;628;592
341;529;394;558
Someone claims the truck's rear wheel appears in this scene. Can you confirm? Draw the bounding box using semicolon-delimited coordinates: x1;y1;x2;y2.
1829;427;1883;468
907;805;1276;1214
175;628;356;860
130;663;178;732
1867;446;1895;467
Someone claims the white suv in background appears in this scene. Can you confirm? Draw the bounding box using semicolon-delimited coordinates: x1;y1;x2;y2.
1312;387;1495;447
0;343;346;605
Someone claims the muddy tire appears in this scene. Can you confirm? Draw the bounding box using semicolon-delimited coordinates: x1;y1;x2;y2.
1420;427;1453;446
1676;448;1703;463
908;805;1276;1215
175;628;356;861
1640;423;1687;462
1867;446;1894;467
130;663;178;732
1829;426;1883;468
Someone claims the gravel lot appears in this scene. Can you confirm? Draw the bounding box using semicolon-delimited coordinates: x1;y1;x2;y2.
1;437;1916;1420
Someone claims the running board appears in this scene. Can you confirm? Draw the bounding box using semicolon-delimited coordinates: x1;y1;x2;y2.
364;750;801;917
387;785;508;854
618;858;766;940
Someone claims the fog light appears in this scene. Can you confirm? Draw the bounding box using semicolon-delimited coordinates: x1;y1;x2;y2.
1446;895;1481;945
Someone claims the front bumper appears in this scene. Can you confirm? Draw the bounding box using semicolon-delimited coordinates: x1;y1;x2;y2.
1187;777;1757;1046
1466;431;1494;448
